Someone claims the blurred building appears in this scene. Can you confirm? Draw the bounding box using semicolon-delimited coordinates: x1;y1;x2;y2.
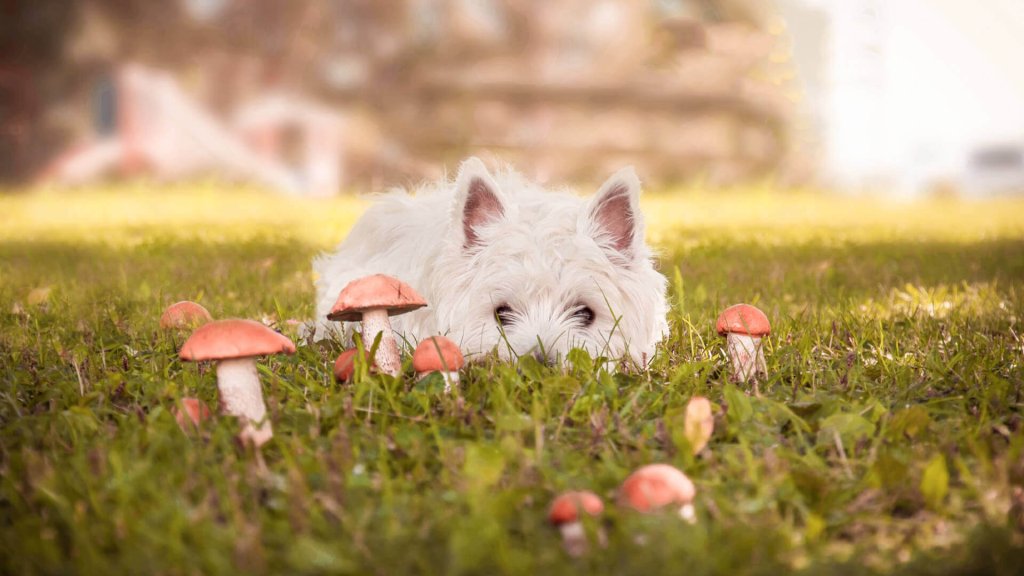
317;0;810;186
5;0;810;191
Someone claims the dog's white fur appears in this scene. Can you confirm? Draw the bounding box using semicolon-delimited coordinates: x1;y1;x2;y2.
312;158;668;365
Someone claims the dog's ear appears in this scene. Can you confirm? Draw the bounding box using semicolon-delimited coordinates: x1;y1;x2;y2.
454;157;506;250
584;166;644;263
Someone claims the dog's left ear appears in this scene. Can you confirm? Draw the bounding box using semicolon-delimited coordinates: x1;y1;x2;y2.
584;166;645;263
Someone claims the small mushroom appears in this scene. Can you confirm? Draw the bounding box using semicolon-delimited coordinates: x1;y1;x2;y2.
173;397;212;433
180;319;295;447
716;304;771;390
333;348;377;382
328;274;427;377
619;464;697;522
684;396;714;455
548;490;604;557
160;301;212;330
412;336;464;392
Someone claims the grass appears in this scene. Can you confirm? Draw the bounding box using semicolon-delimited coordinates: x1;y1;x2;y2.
1;182;1023;574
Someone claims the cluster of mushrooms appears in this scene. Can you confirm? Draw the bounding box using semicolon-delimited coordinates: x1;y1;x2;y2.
161;275;772;556
162;274;469;444
550;457;704;557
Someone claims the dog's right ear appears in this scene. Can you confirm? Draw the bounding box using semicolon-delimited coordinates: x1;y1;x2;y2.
453;157;506;250
583;166;645;265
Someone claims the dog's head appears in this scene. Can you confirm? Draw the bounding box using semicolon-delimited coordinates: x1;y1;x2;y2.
431;158;668;366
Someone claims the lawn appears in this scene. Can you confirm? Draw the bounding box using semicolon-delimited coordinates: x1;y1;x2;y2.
1;183;1023;574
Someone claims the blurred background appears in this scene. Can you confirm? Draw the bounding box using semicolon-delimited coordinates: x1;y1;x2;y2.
2;0;1022;197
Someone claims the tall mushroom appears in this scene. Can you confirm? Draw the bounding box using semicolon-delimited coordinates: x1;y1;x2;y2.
160;301;212;330
180;319;295;447
548;490;605;557
619;464;697;522
412;336;464;392
716;304;771;389
327;274;427;377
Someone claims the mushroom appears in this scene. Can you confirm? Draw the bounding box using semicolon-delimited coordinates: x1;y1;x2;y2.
684;396;714;455
333;348;377;382
179;319;296;447
619;464;697;522
716;304;771;389
173;397;212;432
160;301;212;330
548;490;604;557
327;274;427;377
412;336;464;392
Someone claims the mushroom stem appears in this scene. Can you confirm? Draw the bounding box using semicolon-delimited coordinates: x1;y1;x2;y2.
679;503;697;523
725;333;766;385
360;309;401;376
215;357;273;446
558;521;587;557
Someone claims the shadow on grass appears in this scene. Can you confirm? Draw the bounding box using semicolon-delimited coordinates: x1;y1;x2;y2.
0;237;323;319
663;236;1024;308
1;236;1022;318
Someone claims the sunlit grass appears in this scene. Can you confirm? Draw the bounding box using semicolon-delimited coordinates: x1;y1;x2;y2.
857;282;1016;321
4;181;1022;247
1;182;1023;574
0;182;368;246
644;187;1024;245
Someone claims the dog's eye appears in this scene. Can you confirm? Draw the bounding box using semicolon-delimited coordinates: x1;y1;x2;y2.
572;305;595;327
495;305;515;326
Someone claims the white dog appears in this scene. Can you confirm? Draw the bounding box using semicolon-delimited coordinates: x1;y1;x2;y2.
311;157;668;366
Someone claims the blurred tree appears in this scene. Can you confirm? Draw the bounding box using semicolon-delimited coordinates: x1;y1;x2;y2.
0;0;76;68
1;0;79;181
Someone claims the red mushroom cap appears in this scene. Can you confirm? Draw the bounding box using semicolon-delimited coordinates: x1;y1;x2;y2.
160;301;212;329
548;490;604;525
334;349;358;382
333;348;376;382
412;336;464;373
327;274;427;321
619;464;696;513
715;304;771;337
179;319;296;361
173;397;212;430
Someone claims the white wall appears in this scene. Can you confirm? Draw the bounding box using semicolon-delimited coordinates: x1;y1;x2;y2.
789;0;1024;194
